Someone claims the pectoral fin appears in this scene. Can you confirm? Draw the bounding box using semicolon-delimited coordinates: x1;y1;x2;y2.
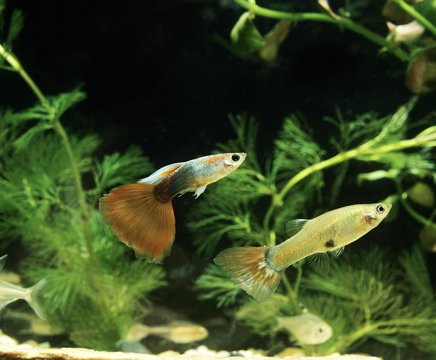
329;246;345;258
193;185;207;199
307;253;331;274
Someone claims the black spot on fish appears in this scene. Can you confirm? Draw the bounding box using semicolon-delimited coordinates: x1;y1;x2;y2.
325;240;335;248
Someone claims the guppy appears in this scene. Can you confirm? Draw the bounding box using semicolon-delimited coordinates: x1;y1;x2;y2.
215;203;391;301
100;153;246;262
0;255;46;320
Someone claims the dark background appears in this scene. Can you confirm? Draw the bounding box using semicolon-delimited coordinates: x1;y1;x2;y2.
5;0;425;163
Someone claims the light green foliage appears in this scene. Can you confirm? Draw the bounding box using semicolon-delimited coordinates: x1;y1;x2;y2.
303;247;436;354
0;6;165;349
0;114;165;349
192;101;436;356
195;264;242;308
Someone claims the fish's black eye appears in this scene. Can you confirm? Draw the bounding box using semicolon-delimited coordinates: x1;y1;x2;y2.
231;154;240;162
376;204;385;213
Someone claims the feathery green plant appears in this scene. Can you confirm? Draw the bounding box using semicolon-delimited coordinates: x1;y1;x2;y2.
191;101;436;356
0;3;165;350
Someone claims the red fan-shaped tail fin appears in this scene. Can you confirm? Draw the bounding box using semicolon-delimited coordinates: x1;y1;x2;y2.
100;183;175;263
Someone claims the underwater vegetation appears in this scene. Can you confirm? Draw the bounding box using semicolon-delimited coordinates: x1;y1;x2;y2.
0;0;435;358
191;110;436;356
190;2;436;356
226;0;436;94
0;5;165;350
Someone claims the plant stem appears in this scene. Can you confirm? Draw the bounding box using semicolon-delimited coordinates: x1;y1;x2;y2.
0;43;95;257
281;275;300;313
52;122;95;256
263;131;436;229
393;0;436;37
233;0;409;61
0;43;112;313
0;44;49;108
396;180;436;229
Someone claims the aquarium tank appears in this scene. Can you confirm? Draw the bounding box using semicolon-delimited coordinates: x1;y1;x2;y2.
0;0;435;359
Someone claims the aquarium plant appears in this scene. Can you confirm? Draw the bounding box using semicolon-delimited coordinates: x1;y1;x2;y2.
0;3;165;350
225;0;436;94
191;106;436;356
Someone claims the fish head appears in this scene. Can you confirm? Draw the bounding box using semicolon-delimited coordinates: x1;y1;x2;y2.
209;152;247;179
277;313;333;345
305;321;333;345
361;203;392;227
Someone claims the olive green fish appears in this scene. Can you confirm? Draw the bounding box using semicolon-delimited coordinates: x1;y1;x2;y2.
215;203;391;301
276;312;333;345
124;320;209;344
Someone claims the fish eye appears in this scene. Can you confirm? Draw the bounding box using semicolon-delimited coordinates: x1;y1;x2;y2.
231;154;240;162
376;204;385;213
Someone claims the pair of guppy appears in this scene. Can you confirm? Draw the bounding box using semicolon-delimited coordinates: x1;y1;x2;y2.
100;153;391;301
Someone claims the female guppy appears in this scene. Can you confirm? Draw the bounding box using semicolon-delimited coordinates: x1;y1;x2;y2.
100;153;246;262
215;203;391;301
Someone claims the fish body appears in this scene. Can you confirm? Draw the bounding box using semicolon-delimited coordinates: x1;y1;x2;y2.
277;313;333;345
0;277;46;320
125;320;209;344
5;311;64;336
100;153;246;262
215;203;391;301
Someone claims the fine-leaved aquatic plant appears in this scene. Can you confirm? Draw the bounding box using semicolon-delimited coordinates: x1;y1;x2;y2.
191;101;436;356
225;0;436;94
0;4;165;349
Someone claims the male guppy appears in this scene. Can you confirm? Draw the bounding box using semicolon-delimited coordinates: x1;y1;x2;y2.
215;203;391;301
100;153;246;263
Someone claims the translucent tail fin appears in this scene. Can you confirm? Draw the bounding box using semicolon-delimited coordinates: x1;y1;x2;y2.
214;247;282;301
27;278;47;320
100;183;175;263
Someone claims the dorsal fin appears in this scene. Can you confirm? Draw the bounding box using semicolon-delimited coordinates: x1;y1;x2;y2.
285;219;308;238
138;162;184;184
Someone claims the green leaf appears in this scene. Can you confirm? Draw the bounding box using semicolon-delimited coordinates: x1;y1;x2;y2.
230;12;266;53
93;146;153;193
6;9;24;46
48;89;87;121
0;0;6;35
196;264;242;307
415;0;436;26
13;122;53;149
